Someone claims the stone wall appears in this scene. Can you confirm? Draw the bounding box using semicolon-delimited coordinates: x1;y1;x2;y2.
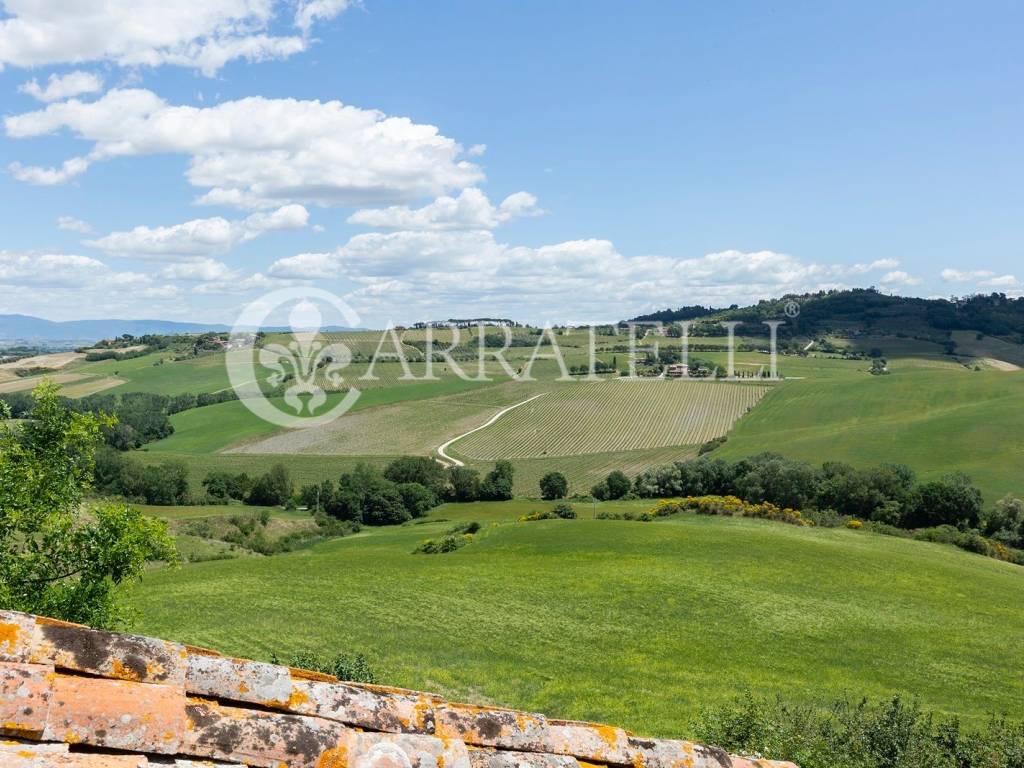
0;610;796;768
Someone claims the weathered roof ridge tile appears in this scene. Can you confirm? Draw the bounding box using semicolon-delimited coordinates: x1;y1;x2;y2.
0;610;799;768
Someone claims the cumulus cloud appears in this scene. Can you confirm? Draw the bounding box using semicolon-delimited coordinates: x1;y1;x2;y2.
980;274;1020;288
4;89;484;207
0;252;105;284
56;215;92;234
85;205;309;259
19;71;103;102
347;188;543;231
0;0;354;75
879;270;922;286
157;258;236;282
849;258;900;274
269;230;904;323
941;268;995;283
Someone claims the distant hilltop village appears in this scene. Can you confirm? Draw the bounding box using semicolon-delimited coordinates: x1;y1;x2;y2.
409;318;520;329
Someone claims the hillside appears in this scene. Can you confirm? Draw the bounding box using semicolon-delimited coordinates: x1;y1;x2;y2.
714;367;1024;501
129;500;1024;736
631;288;1024;341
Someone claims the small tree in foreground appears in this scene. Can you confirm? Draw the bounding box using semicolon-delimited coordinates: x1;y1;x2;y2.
539;471;568;500
0;382;176;628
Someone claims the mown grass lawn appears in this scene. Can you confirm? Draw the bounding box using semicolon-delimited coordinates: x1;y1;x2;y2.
128;501;1024;739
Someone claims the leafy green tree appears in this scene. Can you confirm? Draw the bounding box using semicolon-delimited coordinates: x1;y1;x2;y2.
360;482;410;525
905;472;984;529
984;495;1024;548
539;471;568;500
604;470;632;499
299;479;335;513
0;382;176;628
384;456;447;494
480;460;514;501
328;463;411;525
247;463;293;506
448;466;481;502
396;482;437;518
732;454;818;510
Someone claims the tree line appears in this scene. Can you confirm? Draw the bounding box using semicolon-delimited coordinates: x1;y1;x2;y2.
536;453;1024;555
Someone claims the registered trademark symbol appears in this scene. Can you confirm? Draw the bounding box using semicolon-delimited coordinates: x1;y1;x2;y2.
784;300;800;318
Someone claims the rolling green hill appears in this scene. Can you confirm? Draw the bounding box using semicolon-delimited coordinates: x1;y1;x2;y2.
715;367;1024;500
129;501;1024;738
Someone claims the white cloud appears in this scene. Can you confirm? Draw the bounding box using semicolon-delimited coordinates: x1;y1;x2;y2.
467;144;487;157
295;0;355;34
849;258;900;274
347;188;542;231
56;215;92;234
0;252;105;284
270;231;877;323
85;204;309;259
0;0;354;76
941;268;995;283
5;89;484;206
19;71;104;102
879;270;922;286
10;157;90;185
158;258;236;282
979;274;1020;289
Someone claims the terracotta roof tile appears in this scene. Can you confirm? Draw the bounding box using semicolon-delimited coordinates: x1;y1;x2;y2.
0;611;799;768
0;663;54;739
184;698;351;768
43;674;187;754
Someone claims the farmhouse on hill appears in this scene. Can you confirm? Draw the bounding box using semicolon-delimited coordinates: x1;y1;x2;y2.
665;363;690;377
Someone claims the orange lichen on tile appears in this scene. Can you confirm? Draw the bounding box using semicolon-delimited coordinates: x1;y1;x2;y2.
288;678;435;734
0;611;800;768
0;663;54;739
43;674;187;754
541;721;633;765
184;698;352;768
0;613;37;663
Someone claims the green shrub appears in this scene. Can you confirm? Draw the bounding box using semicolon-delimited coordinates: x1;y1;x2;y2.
413;534;469;554
552;503;576;519
270;650;376;684
692;692;1024;768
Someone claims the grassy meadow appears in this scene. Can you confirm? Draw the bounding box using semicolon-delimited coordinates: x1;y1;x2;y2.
716;366;1024;500
129;500;1024;737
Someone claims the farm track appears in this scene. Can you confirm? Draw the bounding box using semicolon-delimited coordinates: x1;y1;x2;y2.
437;393;546;467
453;380;771;459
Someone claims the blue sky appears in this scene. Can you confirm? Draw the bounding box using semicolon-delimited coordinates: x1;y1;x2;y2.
1;1;1021;326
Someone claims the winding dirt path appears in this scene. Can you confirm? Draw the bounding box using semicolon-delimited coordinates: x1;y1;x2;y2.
435;393;546;467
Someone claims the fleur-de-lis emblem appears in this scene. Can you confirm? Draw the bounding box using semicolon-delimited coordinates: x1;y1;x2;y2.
257;300;352;415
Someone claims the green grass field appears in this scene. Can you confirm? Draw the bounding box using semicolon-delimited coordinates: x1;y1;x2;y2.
128;501;1024;738
149;375;501;454
715;367;1024;500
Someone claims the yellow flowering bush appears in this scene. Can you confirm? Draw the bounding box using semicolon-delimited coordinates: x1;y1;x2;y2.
648;495;813;526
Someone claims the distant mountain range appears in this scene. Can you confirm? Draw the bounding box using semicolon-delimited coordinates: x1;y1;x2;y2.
0;314;368;347
0;314;231;346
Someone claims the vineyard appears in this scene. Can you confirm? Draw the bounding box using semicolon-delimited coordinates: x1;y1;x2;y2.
229;379;550;456
450;379;772;459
